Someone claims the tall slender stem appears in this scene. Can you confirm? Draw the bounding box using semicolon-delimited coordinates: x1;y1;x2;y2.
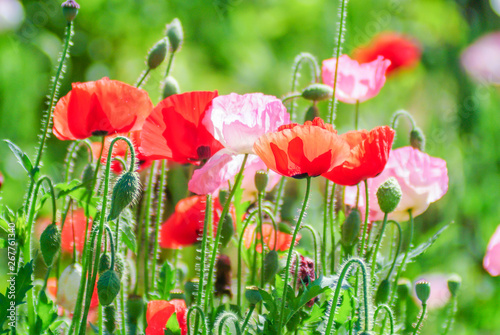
151;160;167;290
241;305;256;333
391;210;414;303
412;304;427;335
329;183;337;274
322;180;331;274
237;210;259;308
277;177;312;335
136;68;151;88
354;100;360;130
143;161;158;296
370;213;389;281
164;52;176;78
273;177;286;219
359;180;370;258
386;220;402;281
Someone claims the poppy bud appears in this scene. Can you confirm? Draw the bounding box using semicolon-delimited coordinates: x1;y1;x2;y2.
415;280;431;304
397;278;411;301
97;270;121;306
104;305;116;334
341;208;362;251
114;254;125;279
169;289;185;300
410;127;425;151
220;214;234;248
278;222;293;235
147;38;168;70
126;294;144;323
81;163;95;191
218;189;229;208
166;18;183;53
375;279;391;305
245;286;262;305
108;171;141;221
376;177;402;214
301;83;333;101
40;223;61;266
254;170;268;193
57;263;83;312
304;105;319;122
99;253;111;275
61;0;79;23
263;250;279;283
162;76;180;99
447;274;461;297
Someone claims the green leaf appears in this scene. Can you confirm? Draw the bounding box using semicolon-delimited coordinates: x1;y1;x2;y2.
4;139;34;176
158;261;176;300
35;291;58;333
120;219;137;253
15;260;34;306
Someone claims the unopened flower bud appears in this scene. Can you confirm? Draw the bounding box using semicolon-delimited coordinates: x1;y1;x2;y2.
57;263;83;312
341;208;362;251
397;278;411;300
147;38;168;69
447;274;461;297
81;163;95;191
220;214;234;248
245;286;262;305
376;177;402;214
254;170;268;193
375;279;391;305
104;305;116;334
263;250;279;283
162;76;180;99
99;253;111;275
410;127;425;151
166;18;183;53
304;105;319;122
301;83;333;101
218;189;229;208
40;223;61;266
415;280;431;304
61;0;79;23
97;269;121;306
108;171;141;221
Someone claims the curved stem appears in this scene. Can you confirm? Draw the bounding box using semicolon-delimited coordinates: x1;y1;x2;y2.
273;177;286;219
300;224;319;276
359;180;370;258
164;52;176;78
277;176;312;335
370;213;389;281
240;304;256;333
151;160;167;290
391;110;416;130
412;304;427;335
136;68;151;88
324;258;371;335
373;304;395;334
187;306;206;335
217;314;242;335
289;52;320;120
282;93;302;104
237;210;260;308
205;154;249;312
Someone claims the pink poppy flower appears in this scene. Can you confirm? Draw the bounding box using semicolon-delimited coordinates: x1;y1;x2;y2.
188;151;280;201
345;146;448;222
484;225;500;276
322;55;391;104
203;93;290;154
461;32;500;85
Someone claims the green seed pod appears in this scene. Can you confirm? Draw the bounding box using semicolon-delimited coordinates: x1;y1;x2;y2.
97;270;121;306
81;163;95;192
263;250;279;283
61;0;79;23
220;214;234;248
341;209;362;250
376;177;402;214
245;286;262;305
375;279;391;305
98;253;111;275
301;83;333;101
108;171;141;221
410;127;426;151
254;170;268;193
397;278;411;301
104;305;116;334
162;76;180;99
147;38;168;69
40;223;61;267
447;274;461;297
415;281;431;304
304;105;319;122
169;289;185;300
166;18;184;53
126;295;144;323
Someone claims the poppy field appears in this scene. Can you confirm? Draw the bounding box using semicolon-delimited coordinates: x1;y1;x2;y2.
1;0;500;334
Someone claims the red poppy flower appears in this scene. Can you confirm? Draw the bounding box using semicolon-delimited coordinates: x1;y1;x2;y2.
91;131;153;174
146;299;187;335
60;209;93;254
322;126;395;186
160;195;232;249
253;117;350;179
353;32;421;75
140;91;224;164
53;77;153;140
243;223;300;252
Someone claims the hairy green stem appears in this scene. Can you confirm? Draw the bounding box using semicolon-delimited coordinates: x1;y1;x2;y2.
412;304;427;335
359;180;370;258
237;210;259;308
371;213;389;281
241;304;256;333
300;224;319;276
373;304;395;335
289;52;320;120
187;306;206;335
151;160;167;290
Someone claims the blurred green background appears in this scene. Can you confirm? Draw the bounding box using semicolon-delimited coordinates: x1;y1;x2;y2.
1;0;500;333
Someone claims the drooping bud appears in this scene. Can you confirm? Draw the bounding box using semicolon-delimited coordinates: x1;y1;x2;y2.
104;305;116;334
147;38;168;69
108;171;141;221
220;214;234;248
99;253;111;275
397;278;411;301
254;170;268;193
263;250;279;283
410;127;425;151
415;281;431;304
162;76;180;99
341;208;362;251
114;254;125;279
301;83;333;101
447;274;461;297
245;286;262;305
40;223;61;266
304;105;319;122
166;18;183;53
81;163;95;192
376;177;402;214
375;279;391;305
57;263;83;312
97;270;121;306
61;0;79;23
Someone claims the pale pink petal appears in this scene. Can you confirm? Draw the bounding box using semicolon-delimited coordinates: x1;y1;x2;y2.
322;55;391;104
461;32;500;85
484;225;500;276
